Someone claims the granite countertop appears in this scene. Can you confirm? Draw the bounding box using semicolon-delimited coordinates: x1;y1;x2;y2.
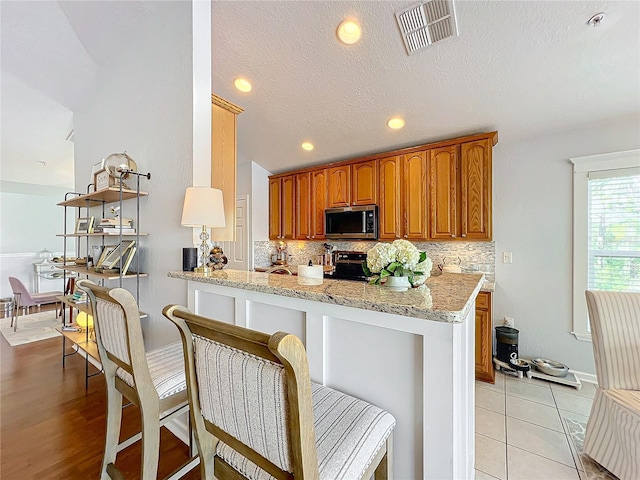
168;269;485;323
254;265;495;292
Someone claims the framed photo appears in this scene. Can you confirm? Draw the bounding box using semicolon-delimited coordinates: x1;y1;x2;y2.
101;240;135;269
94;168;114;191
75;217;95;234
96;245;117;268
121;247;137;275
91;160;104;182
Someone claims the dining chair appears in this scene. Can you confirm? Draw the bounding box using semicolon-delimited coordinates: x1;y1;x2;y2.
163;303;396;480
584;290;640;480
8;276;61;332
76;280;199;480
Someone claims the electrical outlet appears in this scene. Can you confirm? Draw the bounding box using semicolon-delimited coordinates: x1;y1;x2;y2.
504;317;514;327
503;252;513;264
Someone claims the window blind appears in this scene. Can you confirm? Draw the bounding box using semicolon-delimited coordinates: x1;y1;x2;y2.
587;167;640;292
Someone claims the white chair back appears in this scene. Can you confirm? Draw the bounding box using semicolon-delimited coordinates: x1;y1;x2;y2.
585;290;640;390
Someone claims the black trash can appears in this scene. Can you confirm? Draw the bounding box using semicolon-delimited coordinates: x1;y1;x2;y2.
495;326;519;363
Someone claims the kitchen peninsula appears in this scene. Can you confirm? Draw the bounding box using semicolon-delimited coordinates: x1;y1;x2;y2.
168;269;485;479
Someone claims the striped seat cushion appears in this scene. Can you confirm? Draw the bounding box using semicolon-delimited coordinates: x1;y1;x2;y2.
216;382;396;480
116;341;187;400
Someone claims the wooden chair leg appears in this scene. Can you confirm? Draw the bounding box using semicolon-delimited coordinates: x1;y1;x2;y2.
139;404;160;480
374;436;393;480
102;380;123;480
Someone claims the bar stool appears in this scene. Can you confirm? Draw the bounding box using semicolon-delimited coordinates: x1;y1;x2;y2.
163;304;396;480
77;280;199;480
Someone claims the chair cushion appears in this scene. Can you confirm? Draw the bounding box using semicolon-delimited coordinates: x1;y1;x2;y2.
216;382;396;480
116;341;187;399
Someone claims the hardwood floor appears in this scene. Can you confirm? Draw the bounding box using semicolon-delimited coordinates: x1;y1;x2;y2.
0;317;200;479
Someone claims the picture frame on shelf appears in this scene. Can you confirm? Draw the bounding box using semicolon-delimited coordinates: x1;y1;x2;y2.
101;240;136;269
94;168;114;191
75;217;95;234
121;247;137;275
96;245;117;268
91;160;104;184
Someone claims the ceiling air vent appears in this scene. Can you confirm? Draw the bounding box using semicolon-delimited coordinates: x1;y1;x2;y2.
395;0;459;55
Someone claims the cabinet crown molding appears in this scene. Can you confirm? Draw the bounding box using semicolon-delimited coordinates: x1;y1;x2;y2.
211;94;244;115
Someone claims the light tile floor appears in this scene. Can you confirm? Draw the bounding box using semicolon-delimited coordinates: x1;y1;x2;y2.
475;371;598;480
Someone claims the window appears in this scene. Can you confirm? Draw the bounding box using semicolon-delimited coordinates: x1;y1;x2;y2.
571;150;640;341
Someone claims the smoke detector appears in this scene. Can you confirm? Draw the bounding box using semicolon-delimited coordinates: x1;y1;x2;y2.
395;0;459;55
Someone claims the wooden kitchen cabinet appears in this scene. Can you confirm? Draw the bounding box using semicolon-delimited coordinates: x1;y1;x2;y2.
295;173;312;240
378;156;402;239
461;139;492;240
270;131;496;243
475;291;495;383
269;175;295;240
327;165;351;207
295;170;327;240
211;94;243;241
351;160;377;205
428;145;458;239
311;169;327;239
379;153;428;240
328;160;377;208
428;138;492;240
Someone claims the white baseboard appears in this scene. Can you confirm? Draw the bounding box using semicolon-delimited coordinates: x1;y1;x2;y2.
570;369;598;385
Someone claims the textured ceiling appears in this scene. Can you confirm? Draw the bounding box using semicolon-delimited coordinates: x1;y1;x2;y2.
212;0;640;173
1;1;639;187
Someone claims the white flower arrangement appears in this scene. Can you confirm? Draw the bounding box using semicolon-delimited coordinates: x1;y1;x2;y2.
362;239;433;286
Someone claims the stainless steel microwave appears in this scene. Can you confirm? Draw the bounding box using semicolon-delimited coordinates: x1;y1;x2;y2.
325;205;378;240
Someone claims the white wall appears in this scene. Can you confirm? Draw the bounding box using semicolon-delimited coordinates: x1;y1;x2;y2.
0;181;75;297
73;1;200;349
236;160;270;243
493;114;640;374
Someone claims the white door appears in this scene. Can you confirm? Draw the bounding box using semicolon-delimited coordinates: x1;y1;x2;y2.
221;195;250;270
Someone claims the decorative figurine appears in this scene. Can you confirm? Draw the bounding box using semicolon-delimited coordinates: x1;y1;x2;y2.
208;246;228;270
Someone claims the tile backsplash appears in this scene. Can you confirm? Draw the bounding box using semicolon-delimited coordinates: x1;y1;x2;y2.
254;240;495;282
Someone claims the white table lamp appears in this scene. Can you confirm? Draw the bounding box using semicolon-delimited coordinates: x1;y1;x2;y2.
181;187;226;273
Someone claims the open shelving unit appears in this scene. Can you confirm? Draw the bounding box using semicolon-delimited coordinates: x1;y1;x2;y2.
58;176;150;388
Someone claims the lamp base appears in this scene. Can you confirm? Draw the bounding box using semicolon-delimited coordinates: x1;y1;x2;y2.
194;266;213;274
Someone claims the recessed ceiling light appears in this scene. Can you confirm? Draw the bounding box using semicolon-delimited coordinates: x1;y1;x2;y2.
233;77;252;92
301;142;314;151
337;20;362;45
387;117;405;129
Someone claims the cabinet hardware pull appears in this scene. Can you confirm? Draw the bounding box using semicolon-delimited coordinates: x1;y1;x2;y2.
462;234;466;238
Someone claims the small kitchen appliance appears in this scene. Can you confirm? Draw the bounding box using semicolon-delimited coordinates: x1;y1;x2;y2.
271;241;288;265
495;326;519;363
325;251;368;281
325;205;378;240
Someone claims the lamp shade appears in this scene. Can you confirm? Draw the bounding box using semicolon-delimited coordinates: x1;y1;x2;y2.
181;187;226;228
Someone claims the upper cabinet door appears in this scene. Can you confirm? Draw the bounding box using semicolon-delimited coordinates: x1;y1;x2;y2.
428;146;458;239
352;160;378;206
328;165;351;207
295;173;312;240
311;169;327;239
402;151;428;240
281;175;296;239
378;156;402;239
211;99;241;242
460;139;492;240
269;178;282;240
